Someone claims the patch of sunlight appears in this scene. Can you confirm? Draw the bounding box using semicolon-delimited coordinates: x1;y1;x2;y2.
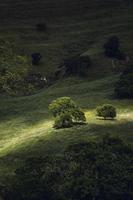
0;120;53;157
85;110;96;121
119;112;133;121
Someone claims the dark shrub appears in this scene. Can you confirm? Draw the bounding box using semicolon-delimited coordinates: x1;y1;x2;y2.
36;23;47;31
25;73;47;89
104;36;126;60
78;55;91;76
96;104;117;119
115;66;133;98
64;55;91;77
31;53;42;65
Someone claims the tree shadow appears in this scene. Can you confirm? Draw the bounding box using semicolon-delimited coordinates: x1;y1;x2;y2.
96;117;117;121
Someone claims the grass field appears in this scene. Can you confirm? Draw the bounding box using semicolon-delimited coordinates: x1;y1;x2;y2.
0;0;133;187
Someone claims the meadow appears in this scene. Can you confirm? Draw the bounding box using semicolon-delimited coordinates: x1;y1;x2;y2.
0;0;133;194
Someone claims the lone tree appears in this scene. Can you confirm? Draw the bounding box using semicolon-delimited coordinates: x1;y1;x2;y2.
49;97;86;128
96;104;117;120
103;36;125;60
115;66;133;98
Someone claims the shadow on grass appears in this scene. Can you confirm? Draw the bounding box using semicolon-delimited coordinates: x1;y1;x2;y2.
89;120;133;141
96;117;117;121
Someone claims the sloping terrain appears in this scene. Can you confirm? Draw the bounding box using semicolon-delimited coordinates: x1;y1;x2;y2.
0;0;133;193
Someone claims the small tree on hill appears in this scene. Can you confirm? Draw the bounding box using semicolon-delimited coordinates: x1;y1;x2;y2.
103;36;126;61
96;104;117;120
49;97;86;128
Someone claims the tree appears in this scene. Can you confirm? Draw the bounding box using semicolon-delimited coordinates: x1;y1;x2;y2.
96;104;117;120
103;36;125;60
49;97;86;128
115;66;133;98
54;113;73;129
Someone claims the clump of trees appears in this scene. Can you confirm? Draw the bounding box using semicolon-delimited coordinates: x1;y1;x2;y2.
3;135;133;200
96;104;117;120
103;36;126;60
49;97;86;128
115;66;133;98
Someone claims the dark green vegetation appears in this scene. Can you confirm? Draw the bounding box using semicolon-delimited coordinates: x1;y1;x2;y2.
1;135;133;200
49;97;86;128
0;0;133;199
61;55;91;77
103;36;126;60
0;40;47;96
96;104;117;120
0;40;30;96
115;66;133;98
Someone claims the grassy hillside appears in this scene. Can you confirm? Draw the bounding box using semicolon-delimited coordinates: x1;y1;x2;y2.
0;0;133;193
0;0;133;76
0;75;133;183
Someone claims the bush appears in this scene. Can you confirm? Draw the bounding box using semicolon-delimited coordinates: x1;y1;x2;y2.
96;104;117;119
0;40;32;96
78;55;91;76
54;113;73;129
63;55;91;77
49;97;86;128
103;36;125;60
115;66;133;98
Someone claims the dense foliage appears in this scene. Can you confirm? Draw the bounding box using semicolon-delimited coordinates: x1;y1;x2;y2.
2;135;133;200
0;40;31;95
115;66;133;98
0;40;46;96
49;97;86;128
96;104;117;119
54;112;73;128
